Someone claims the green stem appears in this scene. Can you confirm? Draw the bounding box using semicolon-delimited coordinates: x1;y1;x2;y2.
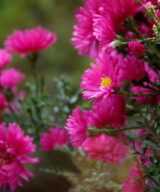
88;126;142;137
28;53;39;94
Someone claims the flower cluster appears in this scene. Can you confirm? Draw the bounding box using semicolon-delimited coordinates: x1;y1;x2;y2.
66;0;160;191
0;123;38;191
0;26;64;191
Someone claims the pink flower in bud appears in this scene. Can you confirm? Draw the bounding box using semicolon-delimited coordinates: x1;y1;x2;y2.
128;41;145;57
0;68;25;89
82;134;129;164
40;127;68;151
4;26;57;56
0;93;7;111
0;123;38;191
0;49;12;69
122;162;145;192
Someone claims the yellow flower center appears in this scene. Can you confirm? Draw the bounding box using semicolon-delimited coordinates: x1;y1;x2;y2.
100;77;112;88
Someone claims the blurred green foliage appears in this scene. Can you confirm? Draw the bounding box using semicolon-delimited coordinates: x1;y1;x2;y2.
0;0;89;88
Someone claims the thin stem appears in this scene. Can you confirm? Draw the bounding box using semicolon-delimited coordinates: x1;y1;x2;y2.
28;53;39;94
88;126;142;137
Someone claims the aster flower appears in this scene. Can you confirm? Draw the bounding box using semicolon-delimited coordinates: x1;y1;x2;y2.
71;6;99;57
122;162;145;192
90;94;126;128
82;134;129;164
4;26;57;56
102;0;139;26
120;56;146;81
72;0;140;56
131;86;160;105
131;64;160;105
81;51;123;100
65;107;91;148
0;49;12;69
93;15;116;48
0;123;38;191
40;127;68;151
0;68;25;89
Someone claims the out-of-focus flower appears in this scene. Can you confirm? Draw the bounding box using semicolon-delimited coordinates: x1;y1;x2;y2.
131;64;160;105
131;86;159;105
82;134;129;164
4;26;57;56
0;123;38;191
90;94;126;128
71;6;99;57
120;56;146;81
72;0;140;56
0;49;12;69
40;127;68;151
128;41;145;57
65;107;91;148
0;68;25;89
122;162;145;192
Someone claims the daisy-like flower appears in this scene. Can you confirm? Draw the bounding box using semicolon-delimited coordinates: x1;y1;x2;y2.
4;26;57;56
0;49;12;69
82;134;129;164
81;51;123;100
0;68;25;89
72;0;140;56
65;106;129;164
122;162;145;192
0;123;38;191
65;107;91;148
40;127;68;151
71;6;99;57
90;94;126;128
120;55;146;81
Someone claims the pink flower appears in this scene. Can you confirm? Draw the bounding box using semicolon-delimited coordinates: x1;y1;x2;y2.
72;0;140;56
91;0;139;49
101;0;139;29
0;68;25;89
65;107;91;148
122;162;145;192
0;93;7;111
40;127;68;151
128;41;145;57
131;64;160;105
81;51;123;100
120;56;145;81
4;26;57;55
82;134;129;164
93;15;116;49
90;94;126;128
0;123;38;191
131;86;159;105
72;6;99;57
0;49;12;69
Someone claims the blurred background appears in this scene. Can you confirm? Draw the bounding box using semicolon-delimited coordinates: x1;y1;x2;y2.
0;0;88;89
